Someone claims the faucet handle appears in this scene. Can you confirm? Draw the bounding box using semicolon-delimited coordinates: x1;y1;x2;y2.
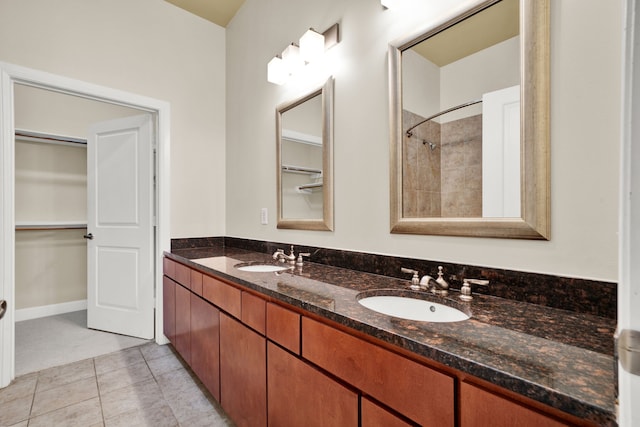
459;278;490;301
401;268;420;290
296;252;311;267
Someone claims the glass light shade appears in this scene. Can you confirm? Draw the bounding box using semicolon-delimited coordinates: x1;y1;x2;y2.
282;43;305;76
267;56;288;85
299;29;325;63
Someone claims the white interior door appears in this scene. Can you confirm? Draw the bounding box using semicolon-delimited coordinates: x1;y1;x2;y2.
87;114;154;339
619;1;640;425
482;85;521;218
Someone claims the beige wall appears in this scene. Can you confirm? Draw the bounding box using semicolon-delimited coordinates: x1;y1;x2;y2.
0;0;227;238
226;0;622;282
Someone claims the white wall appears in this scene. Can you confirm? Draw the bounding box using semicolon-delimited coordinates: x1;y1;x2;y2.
440;36;520;121
402;49;440;119
226;0;622;282
0;0;227;238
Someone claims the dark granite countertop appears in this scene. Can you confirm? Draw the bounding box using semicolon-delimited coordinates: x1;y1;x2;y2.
166;246;616;426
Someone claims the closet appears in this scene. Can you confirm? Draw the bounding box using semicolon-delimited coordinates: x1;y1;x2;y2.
13;85;142;322
14;130;88;320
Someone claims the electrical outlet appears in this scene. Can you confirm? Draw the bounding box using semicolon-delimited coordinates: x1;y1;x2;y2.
260;208;268;225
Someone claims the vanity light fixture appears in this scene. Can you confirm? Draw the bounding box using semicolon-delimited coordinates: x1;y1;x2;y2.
299;28;325;62
267;23;339;85
267;56;288;85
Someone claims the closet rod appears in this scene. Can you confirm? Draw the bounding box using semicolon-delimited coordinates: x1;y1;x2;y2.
16;222;87;231
282;164;322;175
405;99;482;137
15;129;87;146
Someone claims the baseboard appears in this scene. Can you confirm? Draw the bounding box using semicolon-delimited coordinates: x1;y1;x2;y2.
15;300;88;322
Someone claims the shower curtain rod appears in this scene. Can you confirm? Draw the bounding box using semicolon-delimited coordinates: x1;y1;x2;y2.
405;99;482;137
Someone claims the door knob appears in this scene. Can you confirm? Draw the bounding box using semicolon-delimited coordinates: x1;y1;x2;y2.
0;300;6;320
83;233;94;240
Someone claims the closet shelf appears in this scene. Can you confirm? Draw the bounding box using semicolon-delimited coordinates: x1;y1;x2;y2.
16;221;88;231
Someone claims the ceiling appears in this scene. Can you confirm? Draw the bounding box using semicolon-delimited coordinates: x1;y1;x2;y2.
164;0;246;27
413;0;519;67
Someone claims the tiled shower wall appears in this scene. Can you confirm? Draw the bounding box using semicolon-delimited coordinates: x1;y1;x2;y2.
440;114;483;217
402;110;482;217
402;110;441;217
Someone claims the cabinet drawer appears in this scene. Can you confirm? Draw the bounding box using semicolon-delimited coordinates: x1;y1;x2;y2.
190;269;203;296
175;262;191;289
203;275;241;318
163;257;176;281
460;382;570;427
242;292;266;335
302;317;454;427
266;303;300;354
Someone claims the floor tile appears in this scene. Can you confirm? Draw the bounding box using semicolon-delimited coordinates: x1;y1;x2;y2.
97;360;153;394
179;403;235;427
104;401;178;427
27;397;103;427
0;394;32;426
156;366;203;399
165;384;220;424
139;342;174;362
31;376;98;417
0;372;37;404
4;342;232;426
146;352;186;376
36;357;95;392
94;347;144;375
100;378;165;420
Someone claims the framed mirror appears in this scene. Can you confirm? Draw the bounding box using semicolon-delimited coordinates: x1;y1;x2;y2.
389;0;549;239
276;77;334;231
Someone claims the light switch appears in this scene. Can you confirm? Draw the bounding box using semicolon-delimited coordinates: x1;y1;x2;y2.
261;208;268;225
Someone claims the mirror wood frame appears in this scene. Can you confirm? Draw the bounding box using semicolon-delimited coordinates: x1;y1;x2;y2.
276;77;334;231
389;0;550;239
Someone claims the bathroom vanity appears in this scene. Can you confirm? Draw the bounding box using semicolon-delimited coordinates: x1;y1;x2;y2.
163;244;615;427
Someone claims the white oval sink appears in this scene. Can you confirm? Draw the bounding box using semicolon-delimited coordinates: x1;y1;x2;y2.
358;296;469;322
235;264;289;272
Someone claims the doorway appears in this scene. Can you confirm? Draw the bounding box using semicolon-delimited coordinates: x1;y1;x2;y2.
0;61;171;387
13;85;153;375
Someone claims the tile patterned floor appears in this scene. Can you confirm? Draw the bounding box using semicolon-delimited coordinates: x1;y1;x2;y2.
0;343;235;427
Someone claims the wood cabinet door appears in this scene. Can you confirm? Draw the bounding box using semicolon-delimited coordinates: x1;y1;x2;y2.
190;293;220;401
460;382;570;427
220;313;266;427
174;283;191;365
267;342;358;427
361;397;414;427
162;276;176;344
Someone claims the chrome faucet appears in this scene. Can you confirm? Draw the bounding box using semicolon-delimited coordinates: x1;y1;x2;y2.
401;266;449;295
273;245;297;264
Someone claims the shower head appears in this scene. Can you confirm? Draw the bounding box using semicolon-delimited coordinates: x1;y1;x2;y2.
422;140;438;151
